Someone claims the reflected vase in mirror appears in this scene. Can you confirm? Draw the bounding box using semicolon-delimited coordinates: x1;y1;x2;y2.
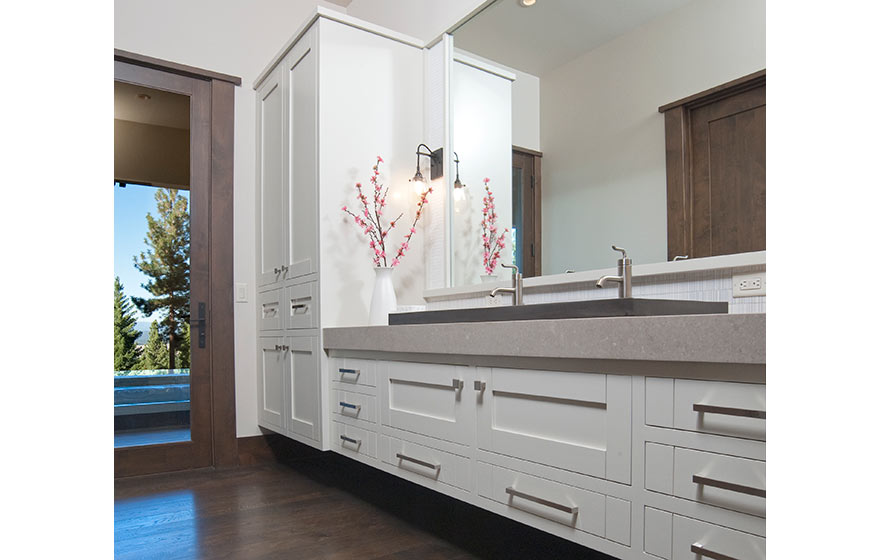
481;274;497;283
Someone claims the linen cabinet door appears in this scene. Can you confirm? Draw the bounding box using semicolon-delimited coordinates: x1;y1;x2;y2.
283;28;318;280
476;368;632;484
285;335;320;443
256;66;285;288
382;361;473;446
257;337;285;434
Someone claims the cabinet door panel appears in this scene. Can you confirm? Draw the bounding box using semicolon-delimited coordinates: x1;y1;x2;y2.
477;368;631;484
256;69;284;287
286;335;320;442
284;30;318;279
257;337;285;433
382;361;473;446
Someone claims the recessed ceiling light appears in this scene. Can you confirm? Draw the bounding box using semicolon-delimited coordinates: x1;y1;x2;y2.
519;0;537;6
137;93;151;101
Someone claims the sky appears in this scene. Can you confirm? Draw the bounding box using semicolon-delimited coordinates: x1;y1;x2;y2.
114;182;189;323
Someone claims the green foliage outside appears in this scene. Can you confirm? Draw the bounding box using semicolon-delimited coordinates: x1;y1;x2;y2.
131;188;191;370
114;277;142;371
137;320;169;370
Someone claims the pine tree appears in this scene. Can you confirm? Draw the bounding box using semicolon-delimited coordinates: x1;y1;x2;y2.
114;277;141;372
132;188;190;370
137;320;169;370
175;322;191;369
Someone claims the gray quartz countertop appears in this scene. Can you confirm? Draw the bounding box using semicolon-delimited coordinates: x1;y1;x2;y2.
322;313;765;365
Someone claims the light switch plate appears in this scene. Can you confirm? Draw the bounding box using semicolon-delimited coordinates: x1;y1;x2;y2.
732;272;766;297
235;283;248;303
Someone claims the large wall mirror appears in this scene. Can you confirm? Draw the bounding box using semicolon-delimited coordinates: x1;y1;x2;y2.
446;0;766;288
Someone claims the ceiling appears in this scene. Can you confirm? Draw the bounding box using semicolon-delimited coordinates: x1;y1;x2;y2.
452;0;695;76
114;81;190;130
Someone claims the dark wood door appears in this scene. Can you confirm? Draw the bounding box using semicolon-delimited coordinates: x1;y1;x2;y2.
512;149;542;277
691;86;765;258
661;70;765;261
114;61;215;477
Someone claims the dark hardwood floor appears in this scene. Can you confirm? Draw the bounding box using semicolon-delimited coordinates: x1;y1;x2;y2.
115;448;615;559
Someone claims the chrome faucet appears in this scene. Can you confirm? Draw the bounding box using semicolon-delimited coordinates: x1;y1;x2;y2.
596;245;632;298
490;263;524;305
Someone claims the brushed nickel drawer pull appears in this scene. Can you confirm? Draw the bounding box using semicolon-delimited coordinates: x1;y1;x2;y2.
339;435;361;446
505;487;579;515
339;401;361;413
452;379;464;391
290;303;308;310
691;543;741;560
338;368;360;379
693;403;766;419
395;452;439;471
693;475;766;498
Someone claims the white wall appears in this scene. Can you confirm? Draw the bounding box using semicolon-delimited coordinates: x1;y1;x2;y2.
346;0;485;43
540;0;766;274
452;60;513;286
115;0;341;438
317;19;426;326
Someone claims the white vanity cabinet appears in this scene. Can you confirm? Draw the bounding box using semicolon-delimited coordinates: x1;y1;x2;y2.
322;350;766;560
253;11;424;450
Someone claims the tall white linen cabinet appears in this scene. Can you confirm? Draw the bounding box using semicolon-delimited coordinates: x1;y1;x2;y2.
253;11;425;449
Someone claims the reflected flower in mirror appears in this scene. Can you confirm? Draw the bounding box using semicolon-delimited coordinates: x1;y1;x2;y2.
481;177;509;275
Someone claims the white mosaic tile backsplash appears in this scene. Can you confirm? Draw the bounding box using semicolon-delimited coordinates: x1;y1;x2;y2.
424;264;766;314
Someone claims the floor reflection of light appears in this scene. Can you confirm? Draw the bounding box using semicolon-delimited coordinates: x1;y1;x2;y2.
114;490;199;560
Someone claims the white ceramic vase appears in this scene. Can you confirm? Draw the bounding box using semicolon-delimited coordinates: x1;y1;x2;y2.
481;274;498;283
369;266;398;325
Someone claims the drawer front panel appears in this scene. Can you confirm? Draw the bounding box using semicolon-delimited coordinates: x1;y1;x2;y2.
645;443;766;518
379;435;470;491
477;368;631;483
258;288;283;331
672;513;765;560
284;281;317;329
332;389;376;424
332;421;377;460
332;357;376;388
382;361;473;446
674;447;765;518
476;462;613;539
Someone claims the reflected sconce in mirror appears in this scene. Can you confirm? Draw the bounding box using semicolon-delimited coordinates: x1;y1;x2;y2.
453;151;465;190
410;144;444;184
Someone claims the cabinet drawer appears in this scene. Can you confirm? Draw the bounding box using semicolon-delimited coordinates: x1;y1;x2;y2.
258;288;283;331
645;443;765;518
382;361;473;446
477;462;630;543
477;368;631;484
331;357;376;388
646;378;766;441
284;281;317;329
332;421;377;460
332;389;376;424
673;513;765;560
379;435;470;491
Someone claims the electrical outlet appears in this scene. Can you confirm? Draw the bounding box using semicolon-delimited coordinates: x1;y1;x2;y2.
732;272;766;297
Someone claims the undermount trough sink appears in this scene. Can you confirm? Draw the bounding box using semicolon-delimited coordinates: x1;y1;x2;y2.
388;298;727;326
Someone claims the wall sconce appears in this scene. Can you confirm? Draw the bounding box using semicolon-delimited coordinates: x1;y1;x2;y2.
410;143;444;184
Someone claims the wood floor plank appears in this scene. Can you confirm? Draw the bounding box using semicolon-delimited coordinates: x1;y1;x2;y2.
115;455;615;559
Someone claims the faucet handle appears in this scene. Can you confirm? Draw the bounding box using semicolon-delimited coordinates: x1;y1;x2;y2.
500;262;519;275
611;245;628;260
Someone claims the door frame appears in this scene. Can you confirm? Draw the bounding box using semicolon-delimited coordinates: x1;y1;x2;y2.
114;51;239;477
512;146;542;277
